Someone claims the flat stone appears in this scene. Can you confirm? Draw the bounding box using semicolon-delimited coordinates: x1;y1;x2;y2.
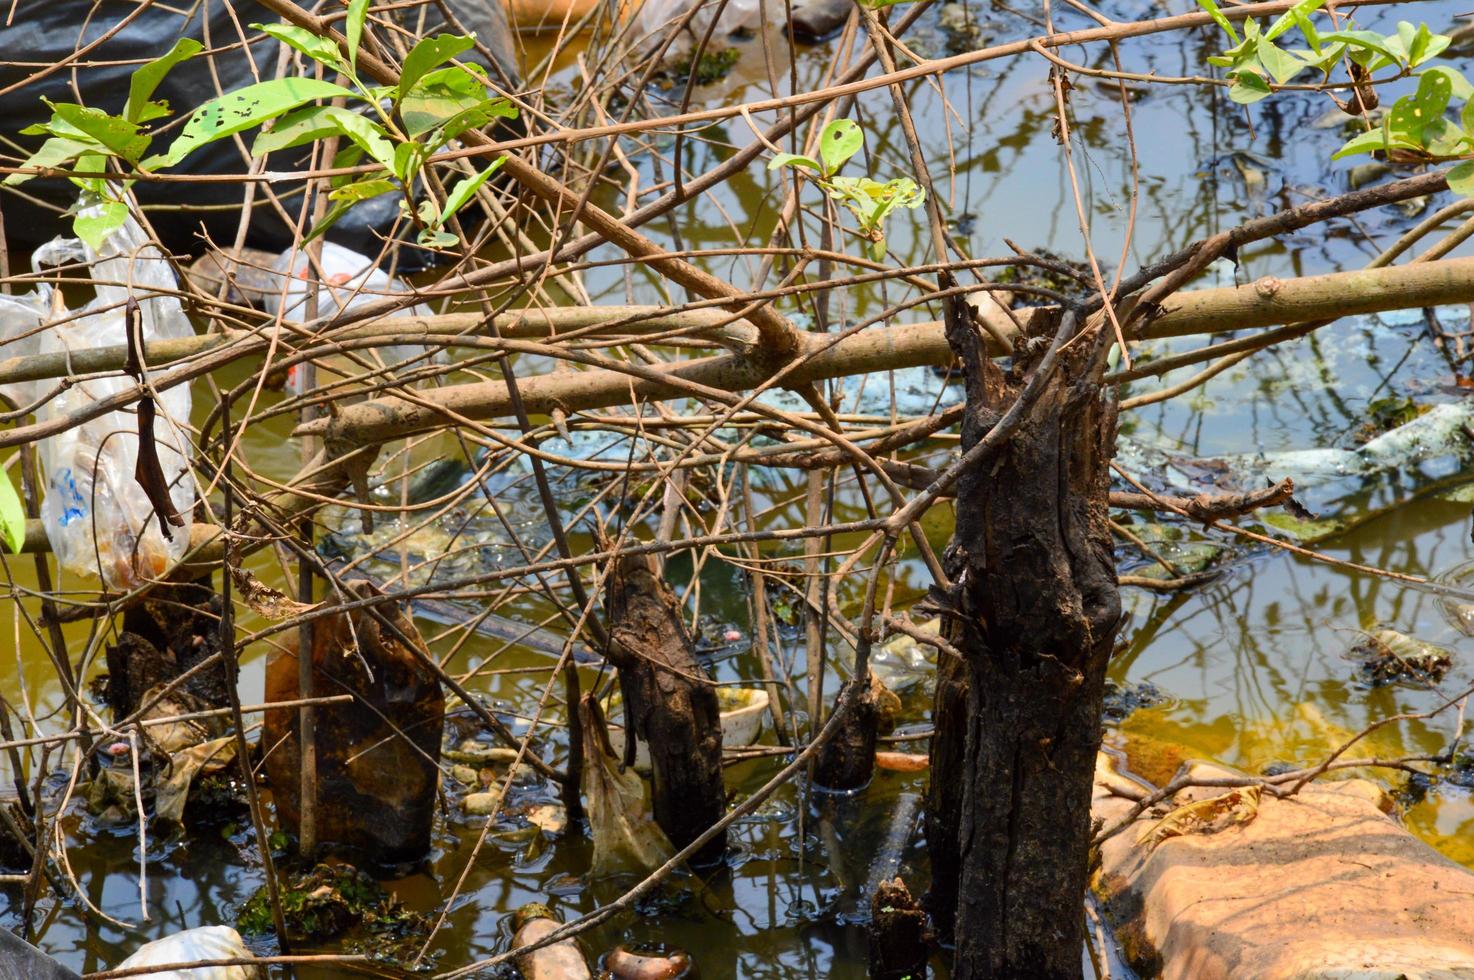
1093;755;1474;980
787;0;852;43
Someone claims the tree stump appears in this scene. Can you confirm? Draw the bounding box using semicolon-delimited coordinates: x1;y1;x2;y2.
870;876;930;979
264;581;443;865
603;552;727;866
104;579;230;718
931;287;1122;979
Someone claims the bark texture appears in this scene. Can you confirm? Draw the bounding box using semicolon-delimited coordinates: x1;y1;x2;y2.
940;294;1122;979
924;627;968;939
264;581;443;865
604;552;727;866
814;676;880;791
870;876;931;979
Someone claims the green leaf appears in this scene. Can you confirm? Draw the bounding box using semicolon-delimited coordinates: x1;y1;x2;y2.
1387;69;1455;151
1318;30;1401;67
433;97;516;146
1197;0;1239;43
397;34;476;100
417;227;459;248
45;102;151;163
392;140;427;182
1423;65;1474;102
146;77;356;169
1410;25;1451;67
435;157;505;227
1446;160;1474;197
1423;119;1464;158
253;22;347;72
304;198;357;241
328;176;396;201
73;200;129;251
5;136;93;186
322;108;395;169
346;0;370;66
1331;126;1390;160
124;37;203;124
818;119;863;176
1263;0;1322;42
250;104;341;155
767;152;821;172
1227;70;1273;104
1255;40;1305;85
0;465;26;555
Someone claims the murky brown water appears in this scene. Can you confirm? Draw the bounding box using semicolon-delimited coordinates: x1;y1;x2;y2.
6;1;1474;976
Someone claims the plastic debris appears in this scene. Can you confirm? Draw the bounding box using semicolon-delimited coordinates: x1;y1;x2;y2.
0;205;196;588
263;242;437;387
512;904;591;979
579;696;674;875
114;926;263;979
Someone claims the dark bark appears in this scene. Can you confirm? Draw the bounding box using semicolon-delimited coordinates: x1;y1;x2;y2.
104;579;230;718
924;631;968;941
604;552;727;866
263;581;443;866
814;676;879;791
870;876;931;979
937;294;1122;980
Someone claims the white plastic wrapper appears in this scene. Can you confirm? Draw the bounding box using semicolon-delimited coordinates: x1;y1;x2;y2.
115;925;264;979
264;242;435;387
5;206;197;589
632;0;776;56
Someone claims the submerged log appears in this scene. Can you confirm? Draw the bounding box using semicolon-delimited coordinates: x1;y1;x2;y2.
263;581;443;865
603;551;727;866
931;285;1122;979
869;877;930;979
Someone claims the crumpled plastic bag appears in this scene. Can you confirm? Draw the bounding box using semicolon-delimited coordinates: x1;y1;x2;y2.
115;925;264;979
264;241;437;387
86;686;235;828
579;696;674;875
632;0;776;56
0;201;196;589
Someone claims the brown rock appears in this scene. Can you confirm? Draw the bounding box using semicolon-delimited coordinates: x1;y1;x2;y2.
1093;755;1474;980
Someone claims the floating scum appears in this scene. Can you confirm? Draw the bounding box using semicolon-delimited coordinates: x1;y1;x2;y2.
3;1;1474;979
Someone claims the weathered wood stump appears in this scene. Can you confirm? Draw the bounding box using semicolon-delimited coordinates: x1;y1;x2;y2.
603;552;727;866
869;876;930;979
104;579;231;718
929;285;1122;979
264;581;443;865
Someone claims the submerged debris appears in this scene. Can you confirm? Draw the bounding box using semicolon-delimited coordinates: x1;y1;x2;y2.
238;863;427;951
604;944;693;979
1102;680;1170;724
1351;628;1453;686
512;903;591;979
263;581;444;865
579;696;675;876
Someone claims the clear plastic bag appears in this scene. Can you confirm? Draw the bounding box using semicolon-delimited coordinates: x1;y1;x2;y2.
264;242;436;382
27;204;196;589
